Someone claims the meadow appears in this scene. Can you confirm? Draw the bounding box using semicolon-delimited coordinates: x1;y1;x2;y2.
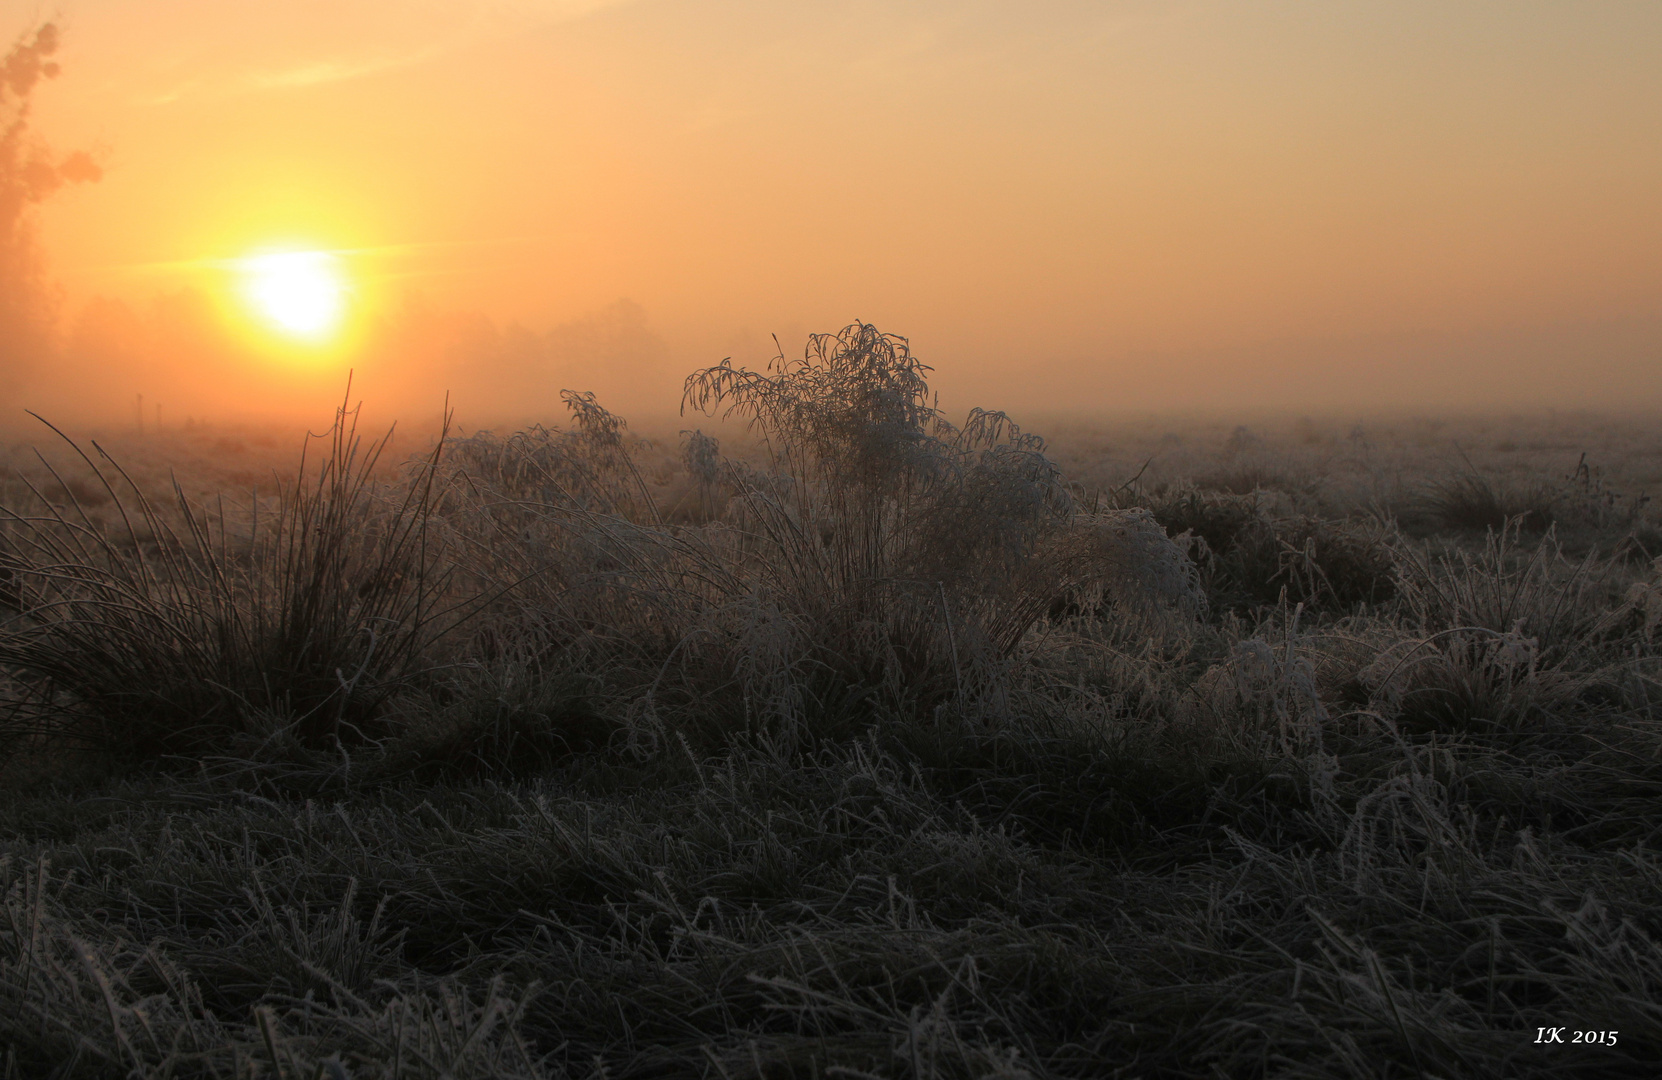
2;323;1660;1078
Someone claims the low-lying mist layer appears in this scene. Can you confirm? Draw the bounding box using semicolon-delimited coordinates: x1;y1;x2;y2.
2;325;1660;1077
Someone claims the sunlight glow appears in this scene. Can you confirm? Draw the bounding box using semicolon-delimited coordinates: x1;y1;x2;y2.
237;250;347;342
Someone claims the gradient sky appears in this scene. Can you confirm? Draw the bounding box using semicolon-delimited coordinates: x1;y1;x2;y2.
14;0;1662;422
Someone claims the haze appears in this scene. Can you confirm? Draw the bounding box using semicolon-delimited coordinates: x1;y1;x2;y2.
10;0;1662;429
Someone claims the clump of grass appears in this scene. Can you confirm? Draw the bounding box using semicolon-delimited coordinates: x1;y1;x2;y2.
1145;487;1397;615
1415;468;1555;533
1355;523;1643;746
1360;625;1586;734
0;394;464;760
1274;516;1400;610
1395;521;1622;664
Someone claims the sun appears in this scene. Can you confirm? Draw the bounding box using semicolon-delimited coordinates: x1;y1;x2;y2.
237;249;347;342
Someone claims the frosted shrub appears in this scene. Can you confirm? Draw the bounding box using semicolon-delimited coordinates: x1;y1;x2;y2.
680;323;1194;707
405;323;1210;748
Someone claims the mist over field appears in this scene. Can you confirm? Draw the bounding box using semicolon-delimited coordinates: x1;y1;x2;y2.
16;289;1662;436
4;0;1661;433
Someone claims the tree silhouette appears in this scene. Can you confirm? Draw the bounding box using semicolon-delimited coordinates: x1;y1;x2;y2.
1;22;100;386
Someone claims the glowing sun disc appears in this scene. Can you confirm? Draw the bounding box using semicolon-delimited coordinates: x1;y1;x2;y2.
238;250;346;341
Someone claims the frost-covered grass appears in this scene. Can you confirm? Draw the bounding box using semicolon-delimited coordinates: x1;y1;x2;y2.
3;326;1661;1077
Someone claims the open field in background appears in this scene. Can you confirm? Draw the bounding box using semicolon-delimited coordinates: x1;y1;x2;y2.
2;327;1661;1078
1047;412;1662;528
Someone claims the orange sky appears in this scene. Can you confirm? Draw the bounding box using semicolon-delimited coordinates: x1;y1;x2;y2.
12;0;1662;425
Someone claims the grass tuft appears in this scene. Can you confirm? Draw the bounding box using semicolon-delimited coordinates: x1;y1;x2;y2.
0;391;465;760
